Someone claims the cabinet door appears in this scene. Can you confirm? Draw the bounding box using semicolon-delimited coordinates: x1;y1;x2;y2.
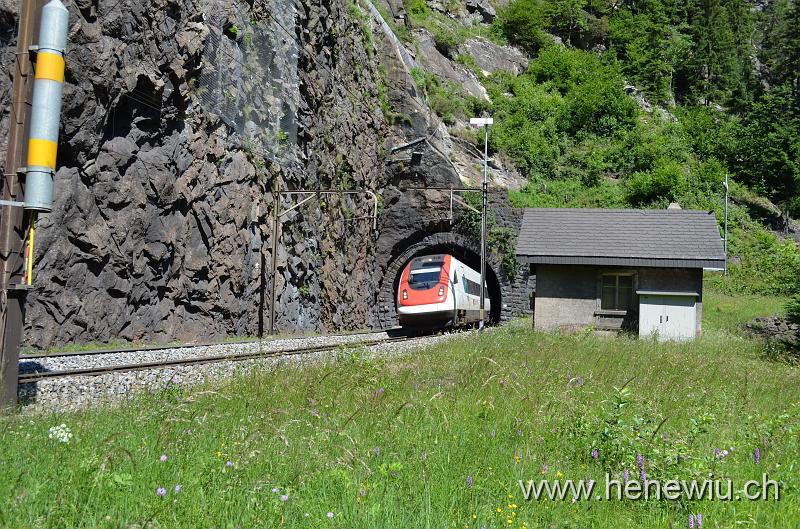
660;296;696;341
638;295;662;338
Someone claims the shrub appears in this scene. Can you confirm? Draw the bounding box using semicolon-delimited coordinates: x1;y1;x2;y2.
495;0;552;53
786;295;800;324
625;159;685;205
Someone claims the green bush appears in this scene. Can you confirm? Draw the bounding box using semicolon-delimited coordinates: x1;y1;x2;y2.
495;0;551;53
625;159;685;205
787;295;800;324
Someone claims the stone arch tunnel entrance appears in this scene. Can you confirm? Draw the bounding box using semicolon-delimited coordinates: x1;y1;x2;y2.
376;231;528;329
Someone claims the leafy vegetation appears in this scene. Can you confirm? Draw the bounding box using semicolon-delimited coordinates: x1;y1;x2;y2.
3;307;799;528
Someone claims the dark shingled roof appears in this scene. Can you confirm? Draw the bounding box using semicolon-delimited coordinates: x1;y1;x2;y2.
516;208;726;269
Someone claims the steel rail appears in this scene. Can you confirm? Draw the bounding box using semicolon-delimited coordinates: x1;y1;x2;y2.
18;334;423;384
20;328;401;360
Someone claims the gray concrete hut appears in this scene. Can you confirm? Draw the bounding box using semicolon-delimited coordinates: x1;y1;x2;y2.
516;208;726;340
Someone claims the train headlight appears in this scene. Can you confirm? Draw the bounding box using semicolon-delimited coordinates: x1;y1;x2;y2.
438;285;445;297
402;289;408;300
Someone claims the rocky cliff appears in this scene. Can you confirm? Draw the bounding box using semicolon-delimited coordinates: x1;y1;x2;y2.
1;0;530;348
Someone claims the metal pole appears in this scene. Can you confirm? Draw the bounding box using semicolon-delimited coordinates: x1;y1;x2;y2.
269;189;279;335
723;173;729;276
0;0;41;410
479;123;488;331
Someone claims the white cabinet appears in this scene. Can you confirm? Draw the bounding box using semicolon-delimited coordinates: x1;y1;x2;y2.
638;292;697;341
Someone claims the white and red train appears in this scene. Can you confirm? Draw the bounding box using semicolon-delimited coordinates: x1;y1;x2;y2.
397;254;490;329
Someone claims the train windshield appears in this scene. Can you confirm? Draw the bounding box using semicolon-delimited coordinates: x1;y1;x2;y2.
408;268;442;290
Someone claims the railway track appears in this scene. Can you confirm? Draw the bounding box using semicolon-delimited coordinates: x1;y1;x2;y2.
18;332;429;384
19;328;399;360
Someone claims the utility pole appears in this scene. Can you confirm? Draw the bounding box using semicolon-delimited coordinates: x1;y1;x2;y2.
470;117;492;331
1;0;67;409
0;0;40;410
723;173;729;276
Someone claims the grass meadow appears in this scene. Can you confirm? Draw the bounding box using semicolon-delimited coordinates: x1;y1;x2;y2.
1;288;798;528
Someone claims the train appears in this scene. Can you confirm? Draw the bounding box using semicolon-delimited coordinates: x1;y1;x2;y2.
397;254;490;329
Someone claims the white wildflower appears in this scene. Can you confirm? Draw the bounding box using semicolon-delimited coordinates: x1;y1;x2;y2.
48;423;73;444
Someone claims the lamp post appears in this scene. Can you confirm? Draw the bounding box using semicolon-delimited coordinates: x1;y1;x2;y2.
470;117;493;331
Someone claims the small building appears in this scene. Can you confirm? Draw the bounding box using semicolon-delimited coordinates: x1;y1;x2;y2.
516;208;726;340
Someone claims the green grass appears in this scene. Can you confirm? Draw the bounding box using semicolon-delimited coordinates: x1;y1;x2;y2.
2;295;799;528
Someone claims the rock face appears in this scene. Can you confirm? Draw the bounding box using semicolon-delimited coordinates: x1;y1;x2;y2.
1;0;532;349
746;316;800;351
460;38;528;76
1;0;388;348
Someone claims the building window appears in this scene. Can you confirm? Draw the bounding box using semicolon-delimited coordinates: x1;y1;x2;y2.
601;274;634;311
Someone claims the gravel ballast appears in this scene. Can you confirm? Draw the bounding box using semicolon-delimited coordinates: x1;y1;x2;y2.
18;330;469;413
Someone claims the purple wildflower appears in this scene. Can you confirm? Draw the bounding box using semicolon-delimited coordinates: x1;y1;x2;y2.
421;450;427;461
174;484;182;493
689;513;695;528
271;487;280;493
327;512;334;519
715;447;720;458
156;487;166;497
311;408;319;417
374;387;385;398
697;514;703;527
226;460;233;468
374;446;380;457
721;449;729;458
755;447;761;464
280;494;289;502
641;469;647;482
591;448;599;460
623;468;630;483
542;464;548;474
159;454;167;463
467;475;473;488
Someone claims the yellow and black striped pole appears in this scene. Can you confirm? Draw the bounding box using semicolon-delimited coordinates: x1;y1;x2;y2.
25;0;68;212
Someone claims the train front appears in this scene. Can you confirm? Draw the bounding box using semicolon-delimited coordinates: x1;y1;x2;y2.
397;254;454;329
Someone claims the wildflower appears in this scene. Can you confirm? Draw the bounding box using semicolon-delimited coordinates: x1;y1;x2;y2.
623;468;630;483
226;461;233;468
311;409;320;417
47;424;73;444
697;514;703;527
715;447;720;458
517;429;523;437
375;446;380;457
754;447;761;464
689;513;695;528
174;484;182;493
280;494;289;502
156;487;166;497
721;450;729;458
374;387;385;398
327;512;334;519
541;464;548;474
663;432;668;443
271;487;280;493
556;471;564;478
160;454;168;463
467;475;473;488
421;451;427;461
591;448;599;460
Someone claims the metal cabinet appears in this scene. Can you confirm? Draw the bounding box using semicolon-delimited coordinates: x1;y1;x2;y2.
637;291;698;341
